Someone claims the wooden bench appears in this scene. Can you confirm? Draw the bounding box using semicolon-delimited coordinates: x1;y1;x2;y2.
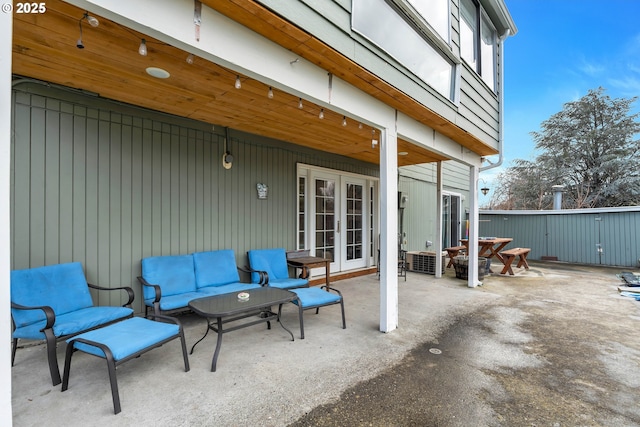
445;245;467;268
499;248;531;275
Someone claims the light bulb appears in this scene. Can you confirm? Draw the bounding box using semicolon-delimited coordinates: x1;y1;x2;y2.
319;109;324;119
358;122;363;129
298;98;303;109
235;76;241;89
86;14;99;27
342;116;347;127
186;54;194;64
138;39;147;56
268;87;274;99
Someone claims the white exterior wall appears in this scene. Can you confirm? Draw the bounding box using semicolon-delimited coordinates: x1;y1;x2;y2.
2;3;13;424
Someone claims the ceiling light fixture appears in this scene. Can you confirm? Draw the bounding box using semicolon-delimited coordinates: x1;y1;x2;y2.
146;67;170;79
186;54;194;64
342;116;347;127
235;76;241;89
298;98;303;109
76;21;85;49
138;39;147;56
76;12;99;49
268;87;274;99
319;109;324;119
398;151;408;156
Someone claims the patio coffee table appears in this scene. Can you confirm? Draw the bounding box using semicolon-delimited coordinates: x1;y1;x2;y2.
189;287;296;372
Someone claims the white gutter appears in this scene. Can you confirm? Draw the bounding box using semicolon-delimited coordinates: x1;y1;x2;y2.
480;29;510;172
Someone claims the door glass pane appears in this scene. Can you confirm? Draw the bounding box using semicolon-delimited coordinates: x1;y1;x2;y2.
315;179;335;262
298;177;305;249
345;183;364;261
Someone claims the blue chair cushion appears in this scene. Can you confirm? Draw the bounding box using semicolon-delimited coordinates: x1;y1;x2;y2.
13;306;133;340
247;248;291;283
144;292;204;311
141;255;196;300
193;250;240;289
267;278;309;290
292;287;341;308
68;317;179;361
11;262;94;328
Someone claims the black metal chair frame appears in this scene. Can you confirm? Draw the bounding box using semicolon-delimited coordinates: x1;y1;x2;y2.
11;283;135;386
294;285;346;339
376;249;408;281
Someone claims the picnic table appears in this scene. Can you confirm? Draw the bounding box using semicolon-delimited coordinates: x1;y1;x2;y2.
460;237;513;265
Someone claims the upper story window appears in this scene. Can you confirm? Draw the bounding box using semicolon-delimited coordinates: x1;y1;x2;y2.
407;0;450;42
353;0;455;101
460;0;497;91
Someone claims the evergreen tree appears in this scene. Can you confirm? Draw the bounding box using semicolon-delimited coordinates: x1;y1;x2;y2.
490;88;640;209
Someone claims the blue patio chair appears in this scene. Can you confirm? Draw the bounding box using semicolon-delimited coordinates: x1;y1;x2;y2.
247;248;309;290
11;262;134;386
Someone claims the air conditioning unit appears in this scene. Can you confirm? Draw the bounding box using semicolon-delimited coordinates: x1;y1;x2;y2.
406;251;446;275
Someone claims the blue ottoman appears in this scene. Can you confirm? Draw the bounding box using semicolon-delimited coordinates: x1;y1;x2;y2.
291;286;346;339
61;316;190;414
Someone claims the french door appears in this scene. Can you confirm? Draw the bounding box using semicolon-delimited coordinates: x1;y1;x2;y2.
442;193;462;248
305;169;370;273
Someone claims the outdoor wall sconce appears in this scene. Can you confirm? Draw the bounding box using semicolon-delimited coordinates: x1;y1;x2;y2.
257;183;268;199
478;178;490;196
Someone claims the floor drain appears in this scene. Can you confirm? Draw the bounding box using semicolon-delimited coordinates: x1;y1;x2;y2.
429;348;442;355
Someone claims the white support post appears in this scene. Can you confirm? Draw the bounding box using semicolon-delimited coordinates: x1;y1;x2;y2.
379;126;398;333
1;4;13;423
468;165;480;287
435;161;443;278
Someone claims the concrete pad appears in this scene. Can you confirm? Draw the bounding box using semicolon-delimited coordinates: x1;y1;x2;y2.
11;262;639;426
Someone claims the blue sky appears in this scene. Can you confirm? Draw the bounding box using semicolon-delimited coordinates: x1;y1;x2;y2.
479;0;640;204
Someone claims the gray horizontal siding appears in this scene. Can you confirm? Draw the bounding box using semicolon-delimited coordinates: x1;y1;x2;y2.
257;0;500;148
11;83;378;312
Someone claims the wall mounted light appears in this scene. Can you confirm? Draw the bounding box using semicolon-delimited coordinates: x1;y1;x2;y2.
478;178;490;196
138;39;147;56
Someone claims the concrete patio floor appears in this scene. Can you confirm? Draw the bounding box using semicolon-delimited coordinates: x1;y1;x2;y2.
11;261;640;426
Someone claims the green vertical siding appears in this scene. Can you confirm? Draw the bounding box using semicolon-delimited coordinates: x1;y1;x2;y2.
11;83;378;312
480;210;640;267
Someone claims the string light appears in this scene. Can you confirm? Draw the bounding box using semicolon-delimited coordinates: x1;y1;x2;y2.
235;76;241;89
342;116;347;127
298;98;303;109
268;87;274;99
138;39;147;56
319;109;324;119
186;54;194;64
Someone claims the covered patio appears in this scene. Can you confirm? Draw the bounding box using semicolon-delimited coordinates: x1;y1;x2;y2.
11;263;640;425
9;267;502;424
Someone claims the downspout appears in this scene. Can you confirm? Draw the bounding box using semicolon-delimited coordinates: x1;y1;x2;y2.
480;29;510;173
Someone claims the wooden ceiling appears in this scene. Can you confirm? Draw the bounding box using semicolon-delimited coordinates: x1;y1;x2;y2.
11;0;491;167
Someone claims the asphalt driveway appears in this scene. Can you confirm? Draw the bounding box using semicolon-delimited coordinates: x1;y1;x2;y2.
290;263;640;426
